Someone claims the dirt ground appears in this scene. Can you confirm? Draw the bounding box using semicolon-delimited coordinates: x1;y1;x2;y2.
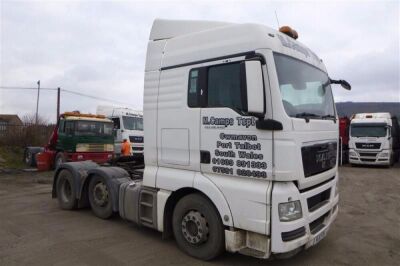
0;164;399;266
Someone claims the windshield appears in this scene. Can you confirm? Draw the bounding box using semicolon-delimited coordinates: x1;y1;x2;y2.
75;121;113;136
274;53;335;119
122;116;143;131
351;124;387;137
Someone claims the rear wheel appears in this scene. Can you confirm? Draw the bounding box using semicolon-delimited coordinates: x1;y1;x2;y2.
172;193;225;260
88;175;114;219
56;169;77;209
54;152;66;169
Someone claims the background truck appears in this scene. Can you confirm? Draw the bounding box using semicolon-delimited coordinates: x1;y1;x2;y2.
52;19;350;260
25;112;114;169
349;112;399;166
96;106;144;156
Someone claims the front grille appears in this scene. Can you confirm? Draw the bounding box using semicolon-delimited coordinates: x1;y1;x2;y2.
359;152;378;157
355;143;381;149
281;227;306;242
87;144;106;152
130;136;144;143
307;188;331;212
132;147;144;151
301;142;337;177
309;211;330;234
361;158;376;162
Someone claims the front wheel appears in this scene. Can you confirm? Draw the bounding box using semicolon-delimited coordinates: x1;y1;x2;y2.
88;175;114;219
172;193;225;260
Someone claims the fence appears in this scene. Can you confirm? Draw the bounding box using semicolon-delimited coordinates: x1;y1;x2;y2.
0;124;55;148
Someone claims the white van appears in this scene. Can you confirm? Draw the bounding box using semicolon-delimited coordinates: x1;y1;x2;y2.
97;106;144;155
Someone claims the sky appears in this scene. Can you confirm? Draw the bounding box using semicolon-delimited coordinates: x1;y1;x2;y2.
0;0;399;123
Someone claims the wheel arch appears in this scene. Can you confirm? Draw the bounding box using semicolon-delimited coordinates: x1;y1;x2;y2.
86;167;131;212
52;161;100;203
162;177;234;239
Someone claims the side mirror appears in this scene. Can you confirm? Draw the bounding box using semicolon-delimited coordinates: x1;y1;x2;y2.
330;79;351;90
243;60;264;115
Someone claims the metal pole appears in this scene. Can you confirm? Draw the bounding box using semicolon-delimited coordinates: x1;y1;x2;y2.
35;80;40;124
57;87;60;123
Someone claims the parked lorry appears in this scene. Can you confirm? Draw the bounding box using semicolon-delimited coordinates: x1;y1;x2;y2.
96;106;144;156
349;112;399;166
52;19;351;260
25;112;114;169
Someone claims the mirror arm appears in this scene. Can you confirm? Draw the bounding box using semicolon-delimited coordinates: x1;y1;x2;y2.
329;78;351;90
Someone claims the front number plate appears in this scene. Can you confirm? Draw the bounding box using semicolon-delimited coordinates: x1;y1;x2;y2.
312;229;327;246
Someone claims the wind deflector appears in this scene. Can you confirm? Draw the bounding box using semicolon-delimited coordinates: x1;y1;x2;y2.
149;19;233;41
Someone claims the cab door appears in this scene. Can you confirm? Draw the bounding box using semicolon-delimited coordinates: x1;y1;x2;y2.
193;55;273;234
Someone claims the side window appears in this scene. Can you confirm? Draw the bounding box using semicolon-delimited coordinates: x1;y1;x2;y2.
112;118;120;129
188;69;199;107
187;62;247;112
207;63;245;111
65;121;74;135
58;120;65;133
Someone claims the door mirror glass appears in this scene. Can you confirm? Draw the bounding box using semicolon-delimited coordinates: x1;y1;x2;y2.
244;60;264;115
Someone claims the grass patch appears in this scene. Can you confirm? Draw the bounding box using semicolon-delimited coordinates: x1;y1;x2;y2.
0;146;25;169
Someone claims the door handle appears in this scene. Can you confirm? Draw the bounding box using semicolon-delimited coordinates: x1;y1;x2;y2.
200;150;211;164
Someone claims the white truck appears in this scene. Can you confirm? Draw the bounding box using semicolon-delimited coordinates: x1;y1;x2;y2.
96;106;144;156
349;112;399;166
52;19;351;260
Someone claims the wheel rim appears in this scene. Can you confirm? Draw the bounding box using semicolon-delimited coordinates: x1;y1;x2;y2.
93;181;109;207
181;210;209;245
25;152;31;163
61;179;72;203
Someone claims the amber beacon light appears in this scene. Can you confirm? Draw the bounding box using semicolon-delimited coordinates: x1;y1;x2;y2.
279;26;298;39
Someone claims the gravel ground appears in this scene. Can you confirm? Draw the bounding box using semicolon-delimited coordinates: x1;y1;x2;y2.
0;164;399;266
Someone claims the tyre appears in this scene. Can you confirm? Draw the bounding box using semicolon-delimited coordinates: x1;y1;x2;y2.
172;193;225;260
88;175;114;219
56;169;77;210
24;149;34;167
54;152;66;169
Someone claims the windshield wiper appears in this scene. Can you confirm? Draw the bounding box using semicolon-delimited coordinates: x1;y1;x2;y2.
321;114;337;122
295;112;320;123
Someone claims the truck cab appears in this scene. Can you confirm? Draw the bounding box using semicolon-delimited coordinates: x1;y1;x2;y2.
52;112;114;168
53;19;350;260
349;113;399;166
142;19;347;258
97;106;144;156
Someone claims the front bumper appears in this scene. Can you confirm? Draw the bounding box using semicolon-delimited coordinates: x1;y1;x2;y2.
349;149;390;165
68;152;113;164
271;175;338;254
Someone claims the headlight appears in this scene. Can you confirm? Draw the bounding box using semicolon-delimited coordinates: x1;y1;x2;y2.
349;151;357;157
278;200;302;222
76;143;89;152
105;144;114;152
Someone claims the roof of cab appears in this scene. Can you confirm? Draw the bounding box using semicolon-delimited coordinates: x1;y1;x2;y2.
146;19;325;72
